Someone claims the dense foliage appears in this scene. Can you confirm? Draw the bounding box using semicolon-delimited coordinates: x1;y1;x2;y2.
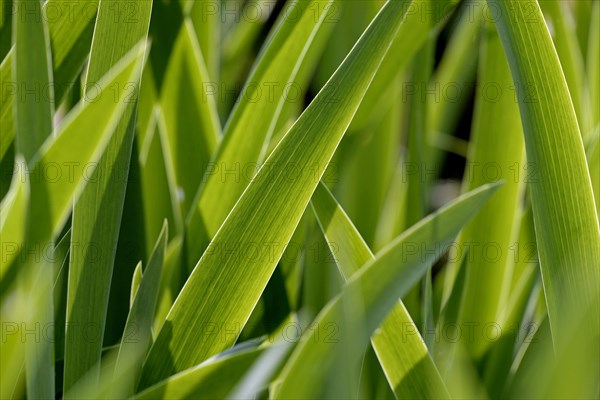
0;0;598;399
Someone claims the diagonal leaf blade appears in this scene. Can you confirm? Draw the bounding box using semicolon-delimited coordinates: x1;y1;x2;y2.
13;0;54;163
159;19;221;217
310;182;450;399
139;0;422;388
185;0;334;269
274;183;501;398
63;1;153;393
112;222;167;398
1;0;99;160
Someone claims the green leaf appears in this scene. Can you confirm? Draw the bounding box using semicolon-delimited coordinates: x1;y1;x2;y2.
0;0;99;160
36;38;146;366
138;107;182;253
52;229;72;367
480;208;539;399
373;158;409;250
185;0;220;82
0;50;14;159
274;183;501;398
454;20;525;359
587;130;600;214
310;182;449;399
0;155;29;286
13;0;54;163
0;0;12;60
159;19;221;216
405;34;435;342
63;1;152;393
48;0;98;101
152;236;183;333
405;40;434;229
350;0;458;132
228;342;292;399
433;247;468;380
0;39;145;400
220;0;277;113
130;261;143;309
11;10;56;390
540;1;586;132
186;0;334;269
139;0;421;388
134;345;268;400
336;84;402;248
489;0;600;348
508;299;599;399
588;1;599;134
112;222;167;398
427;1;482;146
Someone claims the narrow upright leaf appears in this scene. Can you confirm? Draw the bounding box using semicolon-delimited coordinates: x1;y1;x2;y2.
13;0;54;162
274;183;501;398
186;0;334;268
139;0;422;387
311;182;449;399
159;19;221;216
428;1;482;145
27;44;146;246
489;0;600;347
0;0;99;160
64;1;152;393
1;42;146;400
186;0;221;82
0;155;29;285
540;1;585;131
455;21;525;358
112;222;167;398
12;2;56;395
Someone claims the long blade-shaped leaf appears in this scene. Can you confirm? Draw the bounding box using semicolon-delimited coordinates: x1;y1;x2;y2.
489;0;600;347
0;48;14;159
540;0;585;131
427;1;482;148
219;0;276;114
455;20;525;359
311;182;449;399
274;183;501;398
112;222;167;398
13;0;54;162
12;2;56;395
0;0;99;160
134;346;268;400
0;155;29;285
1;42;146;399
26;43;145;247
185;0;334;268
351;0;458;132
159;19;221;216
588;1;599;135
139;0;420;388
138;110;180;254
0;0;12;61
64;1;152;393
0;155;28;399
185;0;220;82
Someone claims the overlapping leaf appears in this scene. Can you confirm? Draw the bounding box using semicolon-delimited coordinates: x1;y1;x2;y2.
274;183;501;398
185;0;334;269
139;0;422;387
489;0;600;348
64;1;152;392
311;182;449;398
